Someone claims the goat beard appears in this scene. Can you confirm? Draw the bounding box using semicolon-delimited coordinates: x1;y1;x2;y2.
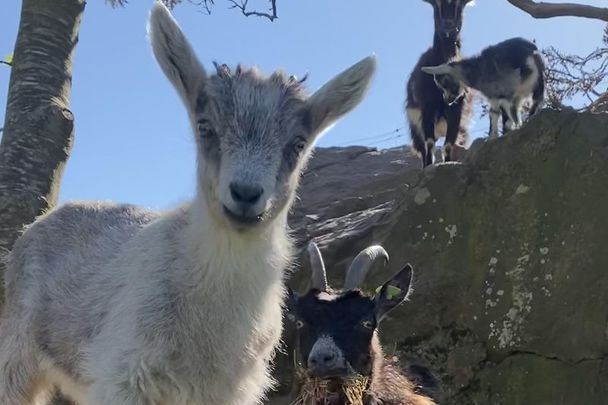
291;368;370;405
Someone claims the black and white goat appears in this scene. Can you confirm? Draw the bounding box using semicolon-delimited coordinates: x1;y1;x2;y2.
406;0;474;167
422;37;546;138
287;243;435;405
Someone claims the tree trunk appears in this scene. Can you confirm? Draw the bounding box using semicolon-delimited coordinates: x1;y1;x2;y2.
0;0;85;301
1;4;84;401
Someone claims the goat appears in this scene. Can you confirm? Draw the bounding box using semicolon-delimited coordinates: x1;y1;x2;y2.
0;2;376;404
287;242;435;405
406;0;474;167
422;37;546;138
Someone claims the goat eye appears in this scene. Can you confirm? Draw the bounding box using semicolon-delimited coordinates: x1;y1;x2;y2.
197;120;214;139
361;320;374;329
292;137;306;154
295;320;304;329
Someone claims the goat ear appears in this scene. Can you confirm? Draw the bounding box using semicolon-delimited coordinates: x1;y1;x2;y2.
285;287;299;322
305;55;376;138
421;65;454;76
373;264;413;321
148;0;207;112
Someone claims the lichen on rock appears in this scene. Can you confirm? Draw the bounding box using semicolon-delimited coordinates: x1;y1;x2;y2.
268;111;608;405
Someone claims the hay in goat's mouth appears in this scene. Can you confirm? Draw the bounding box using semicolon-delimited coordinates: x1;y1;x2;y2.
291;368;369;405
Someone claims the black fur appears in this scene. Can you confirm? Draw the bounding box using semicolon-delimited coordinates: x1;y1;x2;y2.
428;37;546;137
457;38;540;93
290;289;378;377
406;0;473;167
287;266;435;405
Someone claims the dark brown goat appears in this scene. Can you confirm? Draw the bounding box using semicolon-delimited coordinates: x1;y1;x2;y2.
406;0;474;167
287;243;435;405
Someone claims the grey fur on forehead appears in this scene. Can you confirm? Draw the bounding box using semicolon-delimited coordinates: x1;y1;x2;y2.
211;61;308;84
202;64;312;149
203;63;311;123
209;61;308;95
213;61;232;78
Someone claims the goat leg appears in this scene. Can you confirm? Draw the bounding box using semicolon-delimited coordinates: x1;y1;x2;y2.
444;105;464;159
421;109;436;167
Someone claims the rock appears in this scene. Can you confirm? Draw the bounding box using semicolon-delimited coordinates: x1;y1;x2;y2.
269;110;608;404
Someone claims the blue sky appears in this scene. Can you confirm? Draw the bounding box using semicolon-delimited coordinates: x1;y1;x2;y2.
0;0;605;209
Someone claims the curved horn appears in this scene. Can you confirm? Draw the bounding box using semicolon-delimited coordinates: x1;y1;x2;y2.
308;242;328;291
421;64;452;75
343;245;389;290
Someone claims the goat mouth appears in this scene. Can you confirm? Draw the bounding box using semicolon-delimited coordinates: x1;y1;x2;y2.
440;27;460;39
308;370;352;381
223;206;264;227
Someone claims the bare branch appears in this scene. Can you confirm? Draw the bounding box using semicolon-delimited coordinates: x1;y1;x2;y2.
0;61;12;67
106;0;183;8
105;0;128;7
506;0;608;22
227;0;278;21
188;0;215;14
542;39;608;110
106;0;277;20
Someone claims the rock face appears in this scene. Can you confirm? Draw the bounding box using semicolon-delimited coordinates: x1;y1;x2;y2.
269;110;608;404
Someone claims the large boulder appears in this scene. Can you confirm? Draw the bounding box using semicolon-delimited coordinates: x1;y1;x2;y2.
270;110;608;404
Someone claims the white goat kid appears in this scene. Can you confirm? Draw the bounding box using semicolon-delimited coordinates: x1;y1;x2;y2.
0;2;376;404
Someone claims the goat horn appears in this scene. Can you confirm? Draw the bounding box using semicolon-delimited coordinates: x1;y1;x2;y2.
343;245;389;290
308;241;328;291
421;65;451;75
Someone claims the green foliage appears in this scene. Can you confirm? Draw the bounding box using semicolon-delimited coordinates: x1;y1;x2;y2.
1;53;12;66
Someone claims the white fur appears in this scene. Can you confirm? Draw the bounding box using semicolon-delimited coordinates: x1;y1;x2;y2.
0;2;376;404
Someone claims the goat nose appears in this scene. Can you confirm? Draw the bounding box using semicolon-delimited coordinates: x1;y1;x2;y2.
310;352;335;365
309;352;338;370
322;353;336;364
229;182;263;205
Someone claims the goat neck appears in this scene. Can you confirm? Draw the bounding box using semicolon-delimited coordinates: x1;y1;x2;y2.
432;31;461;61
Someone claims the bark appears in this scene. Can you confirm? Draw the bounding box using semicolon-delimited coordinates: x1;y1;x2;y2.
506;0;608;22
0;0;85;301
1;4;85;404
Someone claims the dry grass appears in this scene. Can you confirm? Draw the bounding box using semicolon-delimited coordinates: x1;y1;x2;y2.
291;368;370;405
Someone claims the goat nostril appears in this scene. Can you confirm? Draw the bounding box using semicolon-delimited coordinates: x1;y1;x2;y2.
229;182;263;205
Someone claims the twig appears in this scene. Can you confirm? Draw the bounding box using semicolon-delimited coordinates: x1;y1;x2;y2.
228;0;278;21
189;0;214;14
